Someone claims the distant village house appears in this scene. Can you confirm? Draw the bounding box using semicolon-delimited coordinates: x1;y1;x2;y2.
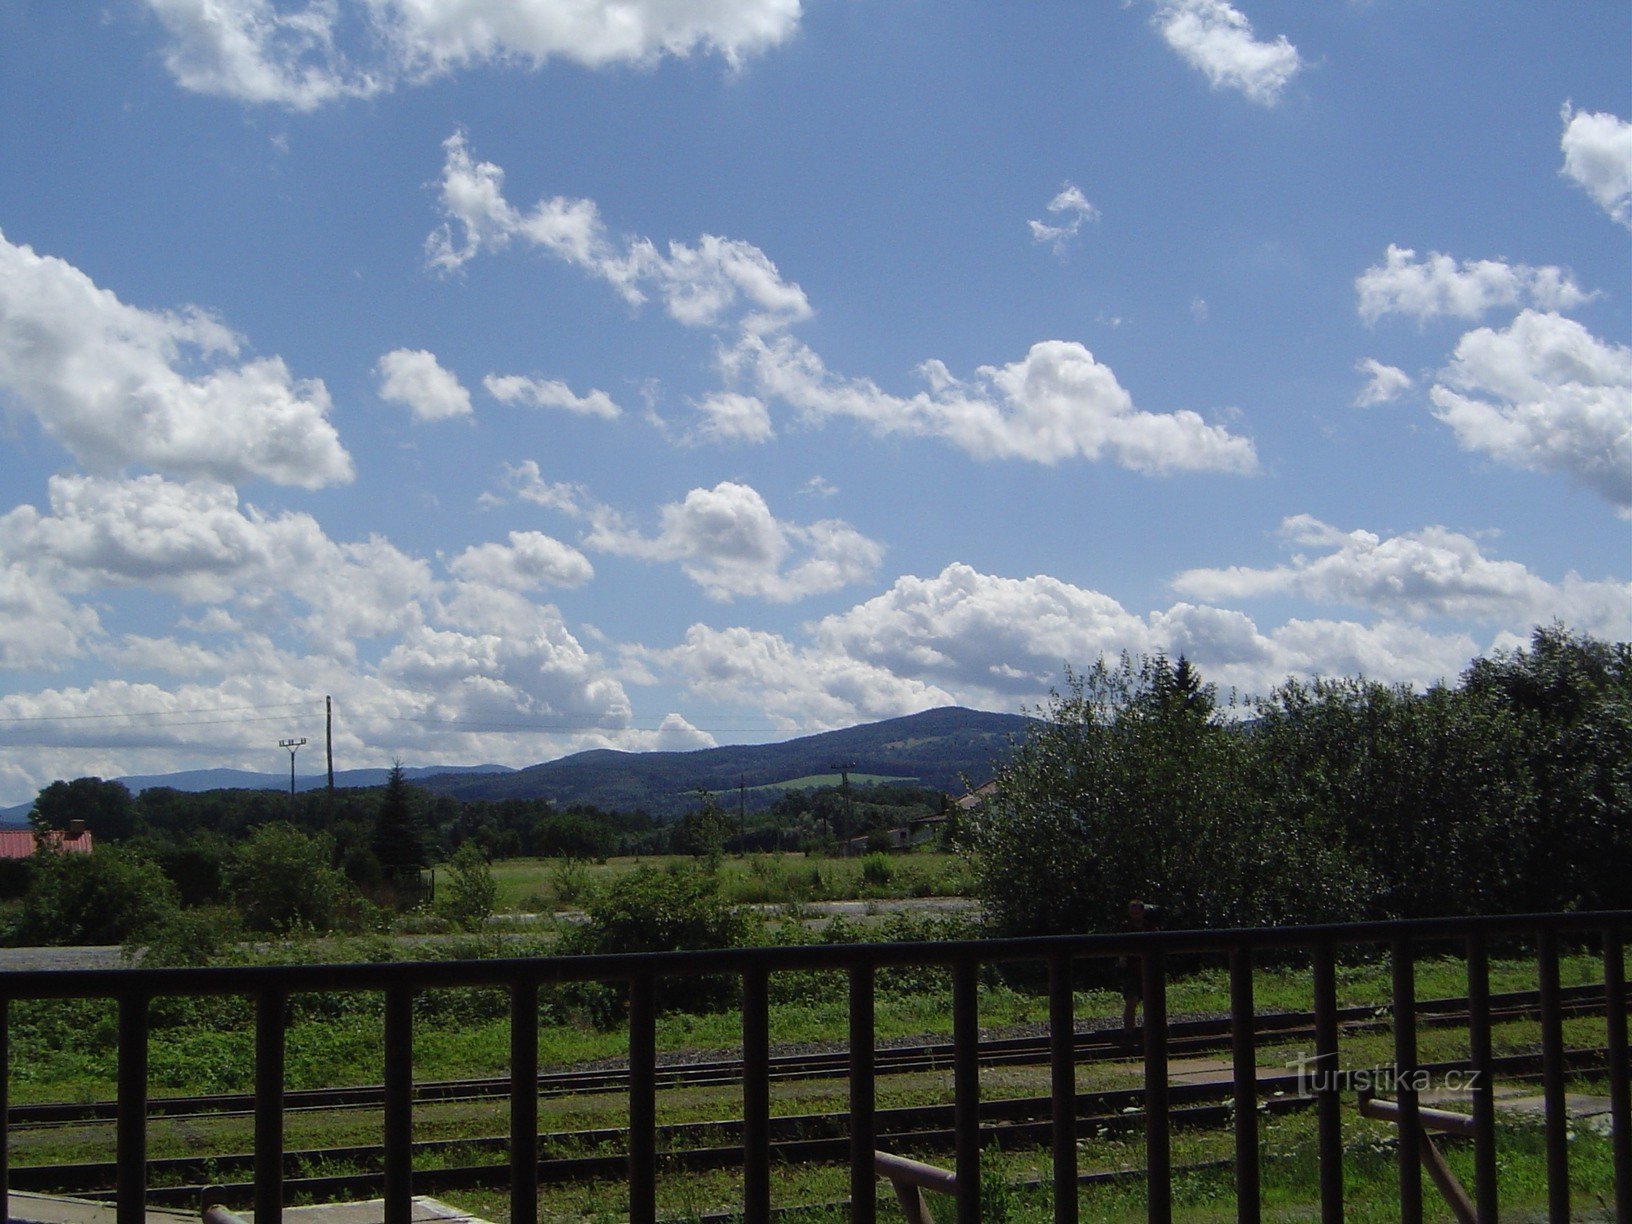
0;820;93;860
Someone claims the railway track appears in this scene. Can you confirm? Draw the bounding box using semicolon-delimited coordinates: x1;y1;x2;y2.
22;1047;1610;1207
9;980;1618;1130
7;980;1621;1206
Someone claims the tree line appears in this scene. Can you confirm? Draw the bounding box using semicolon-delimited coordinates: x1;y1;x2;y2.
971;627;1632;937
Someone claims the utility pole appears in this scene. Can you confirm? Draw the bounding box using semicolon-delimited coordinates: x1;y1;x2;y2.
738;775;746;857
278;737;308;797
326;696;335;799
830;761;856;853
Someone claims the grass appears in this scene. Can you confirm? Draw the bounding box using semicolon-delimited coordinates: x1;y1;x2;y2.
428;1107;1625;1221
487;851;971;912
4;882;1623;1221
733;773;916;794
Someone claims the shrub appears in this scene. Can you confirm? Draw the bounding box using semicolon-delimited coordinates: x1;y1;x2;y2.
860;853;894;888
134;906;242;967
560;865;753;1015
548;857;593;907
0;858;31;901
224;823;352;933
13;847;178;945
436;844;497;931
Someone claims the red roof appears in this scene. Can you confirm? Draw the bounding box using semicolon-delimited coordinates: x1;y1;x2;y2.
0;830;94;860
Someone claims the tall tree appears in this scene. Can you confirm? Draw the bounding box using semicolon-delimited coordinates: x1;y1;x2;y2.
971;655;1272;936
30;777;135;841
372;761;428;874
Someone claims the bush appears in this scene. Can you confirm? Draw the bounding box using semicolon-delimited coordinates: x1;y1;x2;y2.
860;852;894;888
436;844;497;931
0;858;32;901
13;847;178;945
132;906;242;967
224;823;353;933
548;857;593;907
560;865;754;1015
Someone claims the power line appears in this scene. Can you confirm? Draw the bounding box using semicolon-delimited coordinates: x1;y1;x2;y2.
0;695;787;747
0;700;312;726
377;713;779;733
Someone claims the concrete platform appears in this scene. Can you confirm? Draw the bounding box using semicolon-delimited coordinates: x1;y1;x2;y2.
204;1199;493;1224
5;1191;196;1224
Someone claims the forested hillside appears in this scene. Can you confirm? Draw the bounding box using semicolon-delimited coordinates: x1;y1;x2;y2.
413;706;1033;816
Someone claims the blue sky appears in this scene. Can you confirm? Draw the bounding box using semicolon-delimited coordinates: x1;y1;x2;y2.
0;1;1628;804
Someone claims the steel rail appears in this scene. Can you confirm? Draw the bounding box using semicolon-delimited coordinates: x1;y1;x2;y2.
2;912;1623;1223
8;980;1617;1131
13;1048;1611;1202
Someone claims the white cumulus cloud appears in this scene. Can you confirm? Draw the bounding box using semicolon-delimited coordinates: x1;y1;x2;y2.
728;334;1258;472
431;136;1257;476
638;562;1499;727
1173;515;1632;635
1560;104;1632;230
0;562;102;671
691;392;773;444
1356;244;1595;326
426;132;811;335
0;230;352;488
0;474;433;648
483;374;621;420
1153;0;1302;106
446;531;594;591
812;563;1152;698
1428;310;1632;515
376;348;472;421
1028;182;1099;252
585;480;883;603
1354;358;1413;407
145;0;803;110
632;623;957;731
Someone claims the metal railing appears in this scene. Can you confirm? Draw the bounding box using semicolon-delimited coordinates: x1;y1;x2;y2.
0;911;1627;1223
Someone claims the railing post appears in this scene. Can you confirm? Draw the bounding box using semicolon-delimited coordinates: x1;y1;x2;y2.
1048;953;1078;1223
511;981;539;1224
628;973;658;1224
742;965;770;1222
1143;943;1171;1224
1537;928;1569;1224
953;956;981;1224
117;990;148;1224
1312;941;1342;1224
0;996;9;1222
1393;937;1422;1224
254;988;286;1224
1465;932;1498;1223
850;963;877;1224
1229;946;1259;1224
1605;927;1630;1221
383;982;414;1224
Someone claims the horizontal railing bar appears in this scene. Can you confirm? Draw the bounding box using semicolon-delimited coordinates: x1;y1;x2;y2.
0;911;1624;999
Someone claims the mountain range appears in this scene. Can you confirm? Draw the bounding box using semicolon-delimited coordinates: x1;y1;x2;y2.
414;706;1033;816
2;707;1033;824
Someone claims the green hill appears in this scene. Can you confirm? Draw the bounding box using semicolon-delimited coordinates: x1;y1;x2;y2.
414;706;1034;818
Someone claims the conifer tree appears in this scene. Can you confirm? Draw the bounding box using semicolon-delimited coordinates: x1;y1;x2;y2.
372;761;427;874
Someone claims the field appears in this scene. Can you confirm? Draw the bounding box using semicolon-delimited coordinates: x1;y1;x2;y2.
487;851;972;912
